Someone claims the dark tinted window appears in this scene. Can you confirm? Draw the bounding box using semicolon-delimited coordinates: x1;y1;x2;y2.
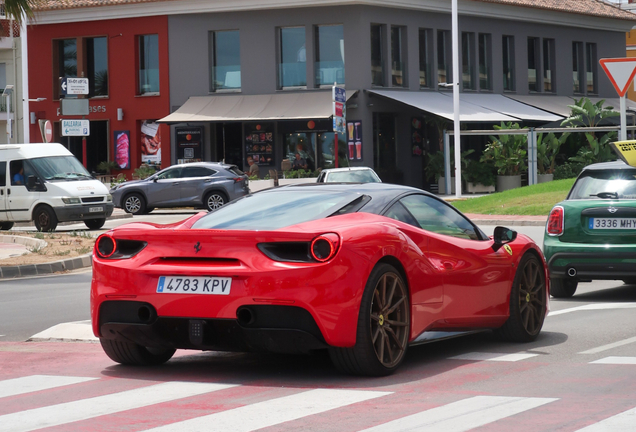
192;190;359;230
400;194;480;240
182;167;216;178
384;202;418;227
228;166;245;176
156;167;182;180
569;169;636;200
0;162;6;187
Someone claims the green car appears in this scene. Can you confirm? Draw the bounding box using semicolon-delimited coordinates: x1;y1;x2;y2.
544;161;636;298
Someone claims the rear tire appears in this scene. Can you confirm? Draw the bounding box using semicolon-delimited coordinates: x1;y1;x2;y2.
329;263;410;376
0;222;14;230
99;338;175;366
84;218;106;230
550;278;578;298
33;206;58;232
205;191;227;211
123;193;146;215
495;253;547;343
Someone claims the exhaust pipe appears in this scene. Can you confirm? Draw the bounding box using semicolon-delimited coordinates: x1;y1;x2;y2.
137;305;153;323
237;307;255;326
567;268;577;277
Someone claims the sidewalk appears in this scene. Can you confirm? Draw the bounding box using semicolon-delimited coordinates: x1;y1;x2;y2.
464;213;547;227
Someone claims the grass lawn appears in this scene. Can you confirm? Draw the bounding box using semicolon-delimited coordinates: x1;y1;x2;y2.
451;178;576;216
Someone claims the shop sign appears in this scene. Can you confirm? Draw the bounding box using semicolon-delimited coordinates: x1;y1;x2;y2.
176;127;203;164
245;123;274;166
140;120;161;166
114;130;131;169
346;120;363;161
61;119;90;136
61;77;89;95
332;85;346;134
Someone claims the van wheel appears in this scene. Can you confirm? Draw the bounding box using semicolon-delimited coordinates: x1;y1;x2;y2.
85;218;106;230
0;222;14;230
34;206;58;232
123;193;146;215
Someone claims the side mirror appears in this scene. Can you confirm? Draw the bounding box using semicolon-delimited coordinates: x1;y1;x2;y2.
27;175;36;190
492;226;517;251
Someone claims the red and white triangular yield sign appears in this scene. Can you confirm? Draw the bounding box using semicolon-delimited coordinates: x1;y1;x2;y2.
600;58;636;97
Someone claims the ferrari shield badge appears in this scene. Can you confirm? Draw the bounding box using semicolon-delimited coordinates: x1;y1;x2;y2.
504;244;513;256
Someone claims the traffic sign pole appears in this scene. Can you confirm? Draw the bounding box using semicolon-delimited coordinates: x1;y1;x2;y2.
82;137;87;168
335;133;338;168
621;96;627;141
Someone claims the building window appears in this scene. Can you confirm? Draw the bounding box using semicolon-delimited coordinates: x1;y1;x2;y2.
438;30;452;86
209;30;241;92
543;39;555;93
528;37;539;92
478;33;491;91
138;34;159;95
419;29;432;88
315;24;344;87
586;43;597;94
502;35;515;91
86;37;108;97
573;42;583;94
391;26;406;87
462;32;475;90
0;63;5;90
279;27;306;88
371;24;385;86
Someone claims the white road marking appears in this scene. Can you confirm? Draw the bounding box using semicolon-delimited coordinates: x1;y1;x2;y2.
590;356;636;365
575;406;636;431
0;381;237;432
579;336;636;354
141;388;391;432
450;352;538;362
549;303;636;316
358;396;558;432
0;375;97;399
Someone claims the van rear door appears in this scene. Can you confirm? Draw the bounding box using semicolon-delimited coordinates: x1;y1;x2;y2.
0;162;8;221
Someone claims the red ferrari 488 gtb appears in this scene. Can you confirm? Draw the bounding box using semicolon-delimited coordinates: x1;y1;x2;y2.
92;183;548;376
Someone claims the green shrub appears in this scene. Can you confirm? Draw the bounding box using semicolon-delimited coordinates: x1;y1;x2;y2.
554;162;585;180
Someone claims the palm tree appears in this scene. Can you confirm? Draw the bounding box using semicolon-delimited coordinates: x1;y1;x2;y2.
3;0;44;24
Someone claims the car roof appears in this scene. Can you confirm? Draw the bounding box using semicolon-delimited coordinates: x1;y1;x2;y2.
582;160;634;171
257;182;429;213
167;162;236;170
321;167;375;173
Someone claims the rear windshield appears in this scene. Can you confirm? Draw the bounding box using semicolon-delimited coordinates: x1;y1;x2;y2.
327;170;381;183
192;190;361;230
228;166;245;176
569;169;636;200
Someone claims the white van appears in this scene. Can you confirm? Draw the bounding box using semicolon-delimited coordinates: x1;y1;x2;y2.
0;143;114;231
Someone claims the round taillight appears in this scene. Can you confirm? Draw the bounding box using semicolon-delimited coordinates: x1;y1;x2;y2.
310;233;340;262
546;206;564;236
96;235;117;258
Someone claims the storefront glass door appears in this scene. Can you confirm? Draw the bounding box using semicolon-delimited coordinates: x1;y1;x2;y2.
285;133;316;171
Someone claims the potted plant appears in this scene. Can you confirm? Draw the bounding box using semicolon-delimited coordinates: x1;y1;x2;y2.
463;159;496;193
481;122;527;192
96;160;118;174
537;132;569;183
425;148;474;194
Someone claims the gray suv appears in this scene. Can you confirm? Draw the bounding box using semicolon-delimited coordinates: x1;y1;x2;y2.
111;162;249;215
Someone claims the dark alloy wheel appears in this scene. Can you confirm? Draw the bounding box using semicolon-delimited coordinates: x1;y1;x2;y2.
100;338;175;366
85;218;106;230
0;222;14;230
550;278;578;298
329;263;410;376
123;193;146;215
205;192;227;211
33;206;58;232
496;253;547;342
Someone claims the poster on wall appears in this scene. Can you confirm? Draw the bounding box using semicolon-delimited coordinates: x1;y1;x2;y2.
346;120;362;160
411;117;424;156
245;123;274;166
140;120;161;166
114;130;130;169
176;127;203;164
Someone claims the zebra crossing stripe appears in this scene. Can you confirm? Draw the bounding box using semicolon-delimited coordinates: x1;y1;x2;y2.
358;396;558;432
590;356;636;365
0;375;97;399
0;381;237;432
141;388;392;432
450;352;538;362
575;406;636;431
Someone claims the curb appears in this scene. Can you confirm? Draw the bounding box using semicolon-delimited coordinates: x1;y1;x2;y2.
0;253;92;279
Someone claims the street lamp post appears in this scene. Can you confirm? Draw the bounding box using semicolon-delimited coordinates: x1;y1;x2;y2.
452;0;462;198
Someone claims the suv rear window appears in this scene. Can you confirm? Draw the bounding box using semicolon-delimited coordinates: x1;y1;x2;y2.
228;166;245;176
569;169;636;200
